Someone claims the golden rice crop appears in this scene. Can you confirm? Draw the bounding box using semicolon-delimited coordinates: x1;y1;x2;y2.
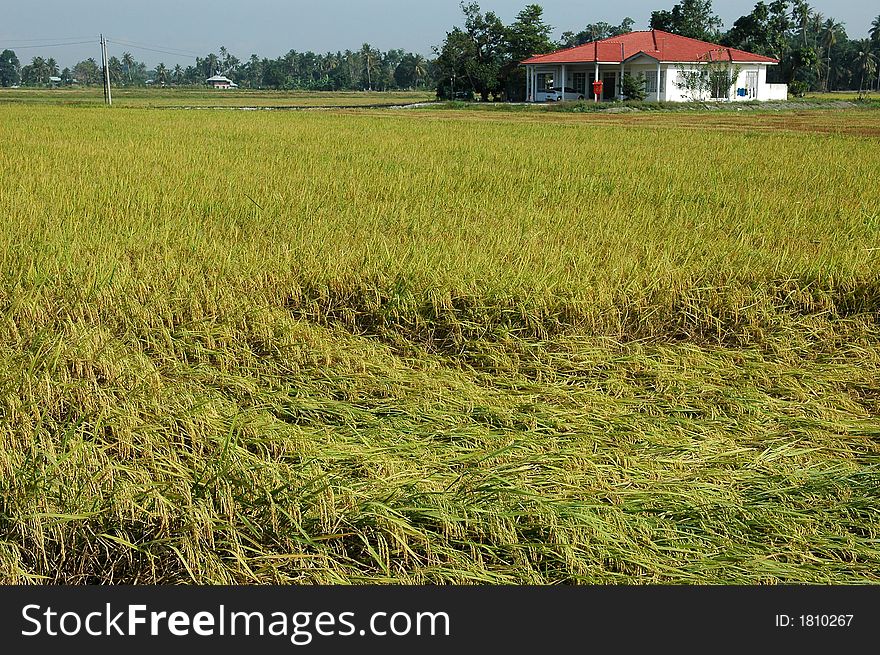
0;99;878;584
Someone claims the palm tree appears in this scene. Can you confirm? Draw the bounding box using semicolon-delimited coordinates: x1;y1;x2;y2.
791;1;813;48
172;64;183;85
30;57;48;84
807;11;824;50
820;19;844;92
122;52;135;84
856;42;878;95
344;50;359;88
155;62;168;85
871;15;880;44
46;57;59;77
108;56;124;84
247;54;261;88
360;43;377;90
411;54;428;88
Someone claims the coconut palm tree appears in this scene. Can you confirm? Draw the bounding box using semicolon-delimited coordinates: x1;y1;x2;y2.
805;11;824;50
172;64;183;85
155;62;168;85
856;42;878;95
121;52;135;84
871;15;880;44
108;56;124;84
412;54;428;88
360;43;377;90
791;1;813;48
872;17;880;90
820;19;844;91
247;54;261;88
30;57;48;84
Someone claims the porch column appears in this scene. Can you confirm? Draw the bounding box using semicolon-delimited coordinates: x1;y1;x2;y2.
594;62;599;102
657;61;662;101
525;65;530;101
620;62;625;100
561;64;566;98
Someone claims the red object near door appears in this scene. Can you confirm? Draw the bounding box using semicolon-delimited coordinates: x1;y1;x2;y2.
592;80;604;98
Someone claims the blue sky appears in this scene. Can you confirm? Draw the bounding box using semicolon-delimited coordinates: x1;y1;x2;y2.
1;1;876;67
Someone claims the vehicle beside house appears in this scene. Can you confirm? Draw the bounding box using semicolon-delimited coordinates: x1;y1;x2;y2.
538;86;585;102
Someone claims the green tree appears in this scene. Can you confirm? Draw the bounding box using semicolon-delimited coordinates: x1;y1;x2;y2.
0;49;20;87
394;53;429;89
820;18;845;91
29;56;49;84
107;56;124;85
674;50;741;100
434;27;477;99
155;62;168;85
784;45;818;87
504;4;555;100
650;0;724;42
855;41;877;94
621;73;647;100
723;1;791;60
72;58;100;85
122;52;135;84
560;18;635;48
871;16;880;90
360;43;378;89
791;1;813;47
458;1;506;101
246;54;262;88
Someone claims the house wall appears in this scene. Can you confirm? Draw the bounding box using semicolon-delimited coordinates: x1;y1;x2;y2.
627;63;665;101
526;62;786;102
664;64;785;102
763;84;789;100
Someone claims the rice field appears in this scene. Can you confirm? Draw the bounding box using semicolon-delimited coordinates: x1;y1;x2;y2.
0;87;434;108
0;98;878;584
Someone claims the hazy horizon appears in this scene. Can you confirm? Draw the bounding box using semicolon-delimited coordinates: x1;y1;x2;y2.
2;0;877;68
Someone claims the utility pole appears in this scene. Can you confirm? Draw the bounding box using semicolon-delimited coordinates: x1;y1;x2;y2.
101;34;112;106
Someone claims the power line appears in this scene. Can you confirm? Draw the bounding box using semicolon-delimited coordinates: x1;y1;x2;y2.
105;38;201;59
7;41;95;50
0;36;95;43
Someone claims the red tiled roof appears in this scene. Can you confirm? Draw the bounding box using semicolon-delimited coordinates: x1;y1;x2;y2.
521;30;778;65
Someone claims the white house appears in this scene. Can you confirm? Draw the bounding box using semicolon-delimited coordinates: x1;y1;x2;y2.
522;30;788;103
206;75;238;90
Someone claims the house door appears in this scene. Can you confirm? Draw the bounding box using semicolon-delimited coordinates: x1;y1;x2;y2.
746;71;758;99
602;73;617;101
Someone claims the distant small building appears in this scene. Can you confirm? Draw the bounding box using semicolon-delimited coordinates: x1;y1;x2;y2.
48;76;62;86
206;75;237;90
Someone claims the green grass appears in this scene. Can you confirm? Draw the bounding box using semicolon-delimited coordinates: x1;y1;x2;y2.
0;102;878;584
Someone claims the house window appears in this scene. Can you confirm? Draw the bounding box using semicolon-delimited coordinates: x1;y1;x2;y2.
537;73;554;91
710;71;733;99
644;70;666;94
573;72;586;95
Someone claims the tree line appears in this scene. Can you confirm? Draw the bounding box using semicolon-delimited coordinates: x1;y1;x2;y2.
1;1;878;97
0;44;432;91
434;1;880;100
